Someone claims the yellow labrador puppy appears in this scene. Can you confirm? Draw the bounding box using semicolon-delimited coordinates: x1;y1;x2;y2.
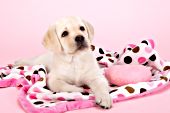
15;16;112;109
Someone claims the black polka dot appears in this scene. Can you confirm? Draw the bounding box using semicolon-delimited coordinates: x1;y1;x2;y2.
142;62;148;66
124;56;132;64
53;92;57;94
81;92;89;95
116;54;119;58
127;48;132;51
1;73;7;78
99;48;104;54
140;88;147;93
96;56;103;61
110;84;117;87
33;70;39;74
149;54;156;61
141;40;148;45
67;99;75;101
34;101;44;105
39;68;46;74
109;89;118;94
43;86;50;90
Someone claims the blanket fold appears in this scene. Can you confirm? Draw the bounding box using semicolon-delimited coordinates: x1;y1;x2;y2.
1;39;170;113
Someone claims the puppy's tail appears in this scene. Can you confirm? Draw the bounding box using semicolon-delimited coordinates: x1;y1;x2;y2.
14;59;33;67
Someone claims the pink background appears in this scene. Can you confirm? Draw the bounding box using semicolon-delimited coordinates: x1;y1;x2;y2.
0;0;170;113
0;0;170;65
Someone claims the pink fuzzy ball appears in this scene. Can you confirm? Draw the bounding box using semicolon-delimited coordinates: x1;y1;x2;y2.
105;64;152;86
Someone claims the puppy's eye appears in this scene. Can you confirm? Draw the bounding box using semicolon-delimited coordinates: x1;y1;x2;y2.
80;26;85;31
61;31;69;37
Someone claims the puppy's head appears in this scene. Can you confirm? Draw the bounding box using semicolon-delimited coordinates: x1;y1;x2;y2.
42;16;94;55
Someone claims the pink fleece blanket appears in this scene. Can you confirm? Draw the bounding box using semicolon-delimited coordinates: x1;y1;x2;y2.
0;39;170;113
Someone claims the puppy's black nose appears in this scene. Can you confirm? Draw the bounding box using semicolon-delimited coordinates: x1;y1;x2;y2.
75;35;84;43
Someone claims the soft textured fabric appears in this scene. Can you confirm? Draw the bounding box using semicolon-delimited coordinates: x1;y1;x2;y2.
0;39;170;113
105;64;152;86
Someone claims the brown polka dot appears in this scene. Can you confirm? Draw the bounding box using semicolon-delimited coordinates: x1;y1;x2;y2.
132;46;140;53
38;77;44;81
17;66;24;70
163;66;170;71
50;101;56;103
125;86;135;93
26;75;31;81
160;76;168;81
7;64;13;69
108;58;114;63
106;54;112;57
81;85;90;89
17;84;23;87
91;45;95;51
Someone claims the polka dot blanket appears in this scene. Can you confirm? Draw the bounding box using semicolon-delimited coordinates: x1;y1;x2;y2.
1;39;170;113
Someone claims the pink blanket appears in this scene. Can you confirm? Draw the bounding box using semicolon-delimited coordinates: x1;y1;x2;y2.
0;39;170;113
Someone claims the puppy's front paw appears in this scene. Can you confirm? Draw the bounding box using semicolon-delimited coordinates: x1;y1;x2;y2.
95;93;112;109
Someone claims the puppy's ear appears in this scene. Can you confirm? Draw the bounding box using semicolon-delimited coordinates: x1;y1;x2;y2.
83;20;94;41
42;24;62;53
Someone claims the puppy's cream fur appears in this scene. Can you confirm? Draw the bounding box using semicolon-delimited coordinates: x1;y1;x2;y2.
15;16;112;108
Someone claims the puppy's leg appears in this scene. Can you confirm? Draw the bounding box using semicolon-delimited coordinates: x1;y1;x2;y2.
87;76;112;109
48;76;84;92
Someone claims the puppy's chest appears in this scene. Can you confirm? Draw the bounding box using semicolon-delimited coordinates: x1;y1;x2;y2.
59;57;89;84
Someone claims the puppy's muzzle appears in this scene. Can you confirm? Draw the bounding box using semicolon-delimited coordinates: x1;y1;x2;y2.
75;35;88;50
